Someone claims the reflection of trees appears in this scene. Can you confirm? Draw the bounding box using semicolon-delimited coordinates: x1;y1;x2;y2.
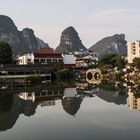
97;82;128;105
131;86;140;97
62;97;83;116
0;93;15;132
99;81;116;91
0;93;13;113
0;93;37;132
15;96;37;117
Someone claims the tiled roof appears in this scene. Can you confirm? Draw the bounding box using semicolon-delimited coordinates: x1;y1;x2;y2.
33;53;63;58
39;48;54;53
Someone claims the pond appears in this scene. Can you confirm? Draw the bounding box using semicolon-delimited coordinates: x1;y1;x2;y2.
0;81;140;140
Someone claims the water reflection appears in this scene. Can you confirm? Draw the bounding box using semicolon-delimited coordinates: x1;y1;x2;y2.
97;82;128;105
128;86;140;110
62;97;83;116
0;93;37;132
0;81;140;133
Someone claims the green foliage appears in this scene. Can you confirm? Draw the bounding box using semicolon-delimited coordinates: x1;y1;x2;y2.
0;42;13;64
0;78;6;84
99;81;116;91
98;54;117;67
98;54;126;71
115;56;126;71
57;68;71;79
100;64;113;74
115;71;124;81
132;57;140;70
25;75;42;84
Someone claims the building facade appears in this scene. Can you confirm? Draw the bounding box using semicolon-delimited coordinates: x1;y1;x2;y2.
127;41;140;63
63;54;76;68
18;52;63;65
18;53;34;65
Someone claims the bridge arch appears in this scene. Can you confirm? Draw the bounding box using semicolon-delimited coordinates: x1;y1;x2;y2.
86;69;102;84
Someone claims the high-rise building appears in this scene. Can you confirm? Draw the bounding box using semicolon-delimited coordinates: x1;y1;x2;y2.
127;41;140;63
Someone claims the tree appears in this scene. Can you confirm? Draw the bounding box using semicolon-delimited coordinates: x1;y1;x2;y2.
98;54;126;71
0;42;13;64
98;54;117;68
132;57;140;70
113;56;126;71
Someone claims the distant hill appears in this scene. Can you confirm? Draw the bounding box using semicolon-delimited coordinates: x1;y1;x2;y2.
89;34;127;57
0;15;49;56
55;26;87;54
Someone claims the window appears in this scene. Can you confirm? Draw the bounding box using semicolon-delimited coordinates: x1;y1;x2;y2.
133;46;135;49
53;59;57;62
41;59;45;63
27;59;31;63
47;59;51;63
59;59;63;63
34;59;39;63
132;42;136;46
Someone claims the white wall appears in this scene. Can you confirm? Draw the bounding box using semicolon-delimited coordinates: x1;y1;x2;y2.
63;54;76;64
18;53;34;65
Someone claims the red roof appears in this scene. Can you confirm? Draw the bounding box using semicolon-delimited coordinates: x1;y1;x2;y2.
33;53;63;58
39;48;54;53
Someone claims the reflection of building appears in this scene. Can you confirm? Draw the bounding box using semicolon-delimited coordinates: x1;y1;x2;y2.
17;88;64;107
0;82;100;132
128;89;140;110
40;100;55;107
76;82;99;97
18;92;35;102
63;88;77;98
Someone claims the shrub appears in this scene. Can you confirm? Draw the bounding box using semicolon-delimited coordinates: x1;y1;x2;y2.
25;75;42;84
57;68;71;79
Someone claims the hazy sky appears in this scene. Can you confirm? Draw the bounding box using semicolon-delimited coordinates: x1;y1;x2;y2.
0;0;140;48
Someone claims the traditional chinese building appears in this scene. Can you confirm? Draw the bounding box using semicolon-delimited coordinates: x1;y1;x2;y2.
17;48;63;65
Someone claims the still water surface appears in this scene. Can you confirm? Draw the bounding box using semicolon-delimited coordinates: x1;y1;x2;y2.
0;82;140;140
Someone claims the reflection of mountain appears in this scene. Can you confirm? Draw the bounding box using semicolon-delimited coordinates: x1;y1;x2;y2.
0;83;96;131
15;96;37;117
0;93;13;113
96;88;127;105
62;97;83;116
0;94;37;132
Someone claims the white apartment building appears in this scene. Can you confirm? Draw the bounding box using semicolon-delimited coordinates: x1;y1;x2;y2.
127;41;140;63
